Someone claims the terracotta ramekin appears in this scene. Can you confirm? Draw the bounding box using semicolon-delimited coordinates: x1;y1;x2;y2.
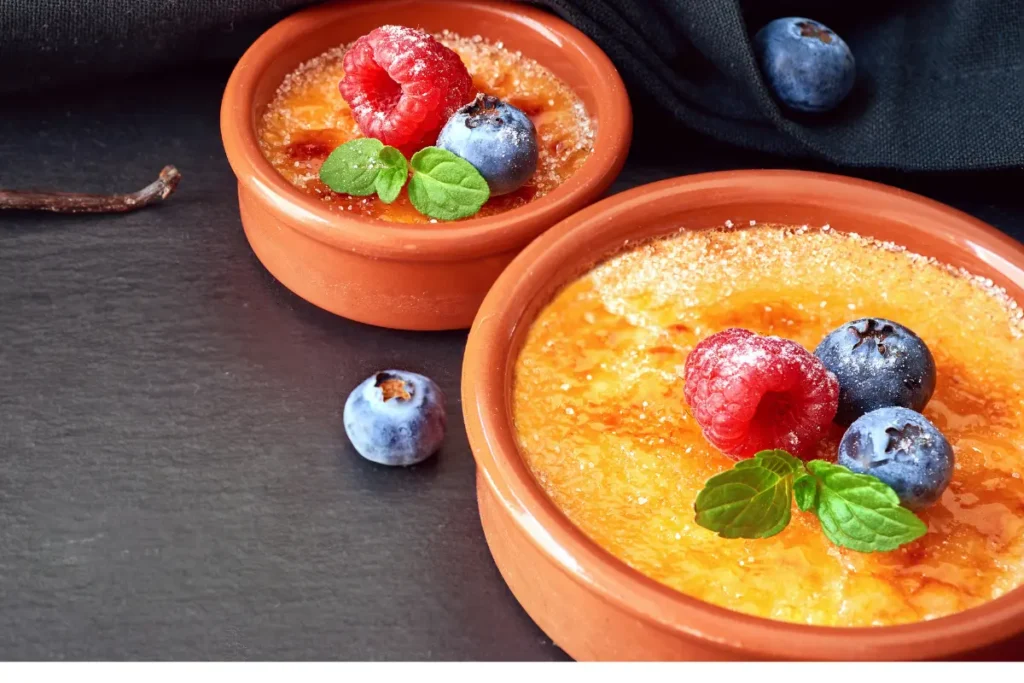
220;0;630;330
463;170;1024;660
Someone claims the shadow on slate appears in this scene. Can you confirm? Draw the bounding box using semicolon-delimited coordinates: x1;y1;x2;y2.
0;65;571;661
1;0;1021;171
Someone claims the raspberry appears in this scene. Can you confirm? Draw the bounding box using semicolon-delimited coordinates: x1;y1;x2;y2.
683;328;839;459
340;26;474;151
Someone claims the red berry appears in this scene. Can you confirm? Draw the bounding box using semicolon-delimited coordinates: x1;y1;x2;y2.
340;25;474;151
683;328;839;459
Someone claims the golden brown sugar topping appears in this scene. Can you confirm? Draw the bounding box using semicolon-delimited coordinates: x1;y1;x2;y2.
258;32;594;223
513;224;1024;626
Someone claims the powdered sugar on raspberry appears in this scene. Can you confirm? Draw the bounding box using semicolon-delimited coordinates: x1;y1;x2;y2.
340;25;474;150
684;328;839;459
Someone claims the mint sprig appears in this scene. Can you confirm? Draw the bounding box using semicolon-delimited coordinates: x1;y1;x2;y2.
319;138;393;197
408;147;490;221
318;141;489;220
695;451;927;553
374;146;408;204
694;450;802;539
794;474;818;512
803;460;928;552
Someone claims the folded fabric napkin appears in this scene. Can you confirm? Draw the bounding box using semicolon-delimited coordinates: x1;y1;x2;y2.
3;0;1021;170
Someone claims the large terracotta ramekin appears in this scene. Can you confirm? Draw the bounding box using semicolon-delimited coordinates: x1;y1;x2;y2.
463;170;1024;660
221;0;630;330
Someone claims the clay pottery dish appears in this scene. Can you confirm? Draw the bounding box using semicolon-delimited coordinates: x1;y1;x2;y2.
462;170;1024;660
221;0;631;330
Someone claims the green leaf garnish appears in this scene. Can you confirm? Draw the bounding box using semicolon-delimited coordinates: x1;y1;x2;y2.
407;146;490;221
694;450;799;540
317;141;490;220
694;452;928;553
793;474;818;512
319;138;387;196
803;460;928;552
374;146;408;204
745;449;805;477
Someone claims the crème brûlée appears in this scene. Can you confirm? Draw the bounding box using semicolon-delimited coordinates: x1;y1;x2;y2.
258;32;594;223
512;224;1024;627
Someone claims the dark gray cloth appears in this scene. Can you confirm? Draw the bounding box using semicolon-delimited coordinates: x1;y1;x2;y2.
1;1;1022;166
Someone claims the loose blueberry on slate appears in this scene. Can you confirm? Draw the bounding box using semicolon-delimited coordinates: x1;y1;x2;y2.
815;318;936;426
436;94;538;196
838;406;954;510
753;17;855;113
344;370;447;466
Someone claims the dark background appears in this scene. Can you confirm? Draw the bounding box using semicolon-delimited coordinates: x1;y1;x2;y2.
2;0;1024;662
2;0;1023;170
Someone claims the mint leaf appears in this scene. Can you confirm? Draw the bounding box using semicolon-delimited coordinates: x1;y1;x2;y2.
794;474;818;512
746;449;805;477
805;460;927;552
407;147;490;221
319;138;386;196
694;450;803;539
374;146;408;204
694;467;792;539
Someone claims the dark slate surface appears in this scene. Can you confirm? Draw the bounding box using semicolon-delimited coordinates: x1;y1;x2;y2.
1;65;1023;661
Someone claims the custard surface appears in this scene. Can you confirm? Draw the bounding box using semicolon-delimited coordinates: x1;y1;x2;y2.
512;224;1024;626
258;33;594;223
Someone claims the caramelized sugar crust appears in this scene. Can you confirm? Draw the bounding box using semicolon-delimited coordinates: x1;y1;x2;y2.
513;224;1024;626
258;32;595;223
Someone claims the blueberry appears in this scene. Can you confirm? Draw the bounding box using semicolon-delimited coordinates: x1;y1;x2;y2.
436;94;538;195
343;370;446;466
838;407;954;510
753;17;855;113
814;318;936;426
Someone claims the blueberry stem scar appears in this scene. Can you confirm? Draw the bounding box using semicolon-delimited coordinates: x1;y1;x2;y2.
375;372;412;401
884;423;925;456
463;94;504;129
797;21;833;44
0;166;181;214
850;319;895;355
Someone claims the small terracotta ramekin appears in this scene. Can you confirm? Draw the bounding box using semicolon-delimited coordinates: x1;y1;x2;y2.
463;170;1024;660
220;0;630;330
